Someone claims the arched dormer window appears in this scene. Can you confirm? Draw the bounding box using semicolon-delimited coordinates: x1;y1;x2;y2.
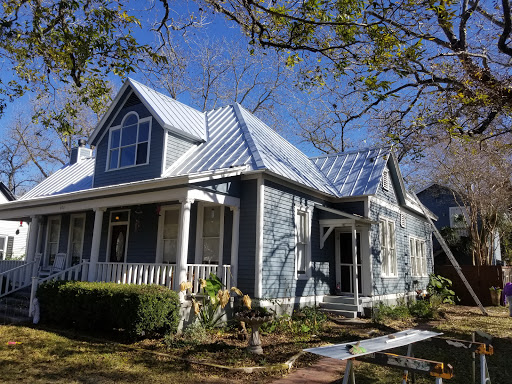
108;112;151;170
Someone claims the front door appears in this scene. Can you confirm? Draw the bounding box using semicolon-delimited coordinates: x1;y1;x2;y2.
338;232;362;294
109;225;128;262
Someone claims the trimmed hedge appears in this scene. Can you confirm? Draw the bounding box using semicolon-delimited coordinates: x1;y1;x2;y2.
37;281;180;338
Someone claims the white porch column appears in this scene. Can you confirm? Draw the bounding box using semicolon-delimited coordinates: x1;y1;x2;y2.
230;206;240;287
176;198;194;293
26;216;41;263
88;207;106;281
352;223;359;306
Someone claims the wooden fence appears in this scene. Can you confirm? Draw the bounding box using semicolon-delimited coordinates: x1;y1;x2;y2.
435;265;512;306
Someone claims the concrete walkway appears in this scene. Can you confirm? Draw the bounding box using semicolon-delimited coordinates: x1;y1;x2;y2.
271;357;347;384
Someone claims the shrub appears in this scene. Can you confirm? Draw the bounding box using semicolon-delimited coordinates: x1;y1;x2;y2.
373;302;411;323
37;281;180;339
262;306;327;335
428;274;456;304
408;300;436;319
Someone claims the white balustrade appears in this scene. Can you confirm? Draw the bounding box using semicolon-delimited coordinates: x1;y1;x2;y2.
0;260;39;298
93;262;175;289
186;264;232;293
0;260;26;273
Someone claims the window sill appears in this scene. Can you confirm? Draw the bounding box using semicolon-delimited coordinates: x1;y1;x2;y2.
381;275;399;279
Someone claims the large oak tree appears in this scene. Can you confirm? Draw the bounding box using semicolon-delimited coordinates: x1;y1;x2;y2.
202;0;512;157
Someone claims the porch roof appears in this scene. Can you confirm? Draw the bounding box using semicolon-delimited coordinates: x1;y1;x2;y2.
316;204;376;225
0;167;243;220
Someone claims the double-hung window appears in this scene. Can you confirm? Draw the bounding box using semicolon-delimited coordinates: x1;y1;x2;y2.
157;206;180;264
380;218;397;277
295;207;312;279
45;216;61;266
410;237;427;277
108;112;151;170
196;204;224;265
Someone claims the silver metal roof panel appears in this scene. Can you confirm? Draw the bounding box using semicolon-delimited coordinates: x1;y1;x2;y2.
312;147;390;197
129;79;206;141
20;158;95;200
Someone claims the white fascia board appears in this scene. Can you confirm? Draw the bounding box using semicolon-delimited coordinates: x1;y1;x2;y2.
315;204;376;224
0;168;245;219
188;189;240;208
89;81;132;144
0;187;190;219
242;169;337;201
163;126;204;143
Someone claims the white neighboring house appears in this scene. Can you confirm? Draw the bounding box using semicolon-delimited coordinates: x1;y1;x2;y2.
0;183;28;260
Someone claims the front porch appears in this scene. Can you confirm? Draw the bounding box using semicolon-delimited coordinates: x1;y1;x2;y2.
0;184;241;318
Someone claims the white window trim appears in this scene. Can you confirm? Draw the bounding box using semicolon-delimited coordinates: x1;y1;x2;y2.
195;202;225;265
67;213;86;267
409;236;428;277
295;205;313;280
379;216;397;278
156;205;181;264
44;215;62;267
105;112;152;172
106;210;130;263
0;234;7;260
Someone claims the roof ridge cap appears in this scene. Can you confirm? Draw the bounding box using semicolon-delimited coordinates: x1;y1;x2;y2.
231;104;266;169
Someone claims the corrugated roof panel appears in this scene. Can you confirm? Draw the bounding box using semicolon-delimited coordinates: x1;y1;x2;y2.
20;158;95;200
129;79;206;141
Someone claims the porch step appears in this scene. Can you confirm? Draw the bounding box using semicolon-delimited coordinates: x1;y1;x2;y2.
318;307;358;319
319;296;363;319
322;295;365;305
0;293;31;324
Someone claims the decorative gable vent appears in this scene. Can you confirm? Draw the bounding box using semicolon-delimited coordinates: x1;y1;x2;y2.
124;92;142;108
400;213;406;228
382;169;390;191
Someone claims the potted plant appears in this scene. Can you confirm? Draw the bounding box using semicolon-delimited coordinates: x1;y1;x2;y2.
489;286;503;306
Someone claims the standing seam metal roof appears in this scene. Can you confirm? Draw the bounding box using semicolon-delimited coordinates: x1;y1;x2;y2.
20;79;393;201
311;147;390;197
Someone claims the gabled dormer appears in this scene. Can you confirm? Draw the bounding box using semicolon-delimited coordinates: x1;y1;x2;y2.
89;79;205;188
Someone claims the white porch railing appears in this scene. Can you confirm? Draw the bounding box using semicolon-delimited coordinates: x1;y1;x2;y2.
92;262;176;289
29;262;85;316
0;259;39;298
24;261;232;316
186;264;232;293
0;260;26;273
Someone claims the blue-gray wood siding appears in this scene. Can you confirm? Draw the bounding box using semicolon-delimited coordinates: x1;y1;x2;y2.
332;201;365;217
93;102;165;188
377;164;398;205
90;88;132;147
370;175;433;295
237;179;257;296
165;133;196;170
262;180;331;299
